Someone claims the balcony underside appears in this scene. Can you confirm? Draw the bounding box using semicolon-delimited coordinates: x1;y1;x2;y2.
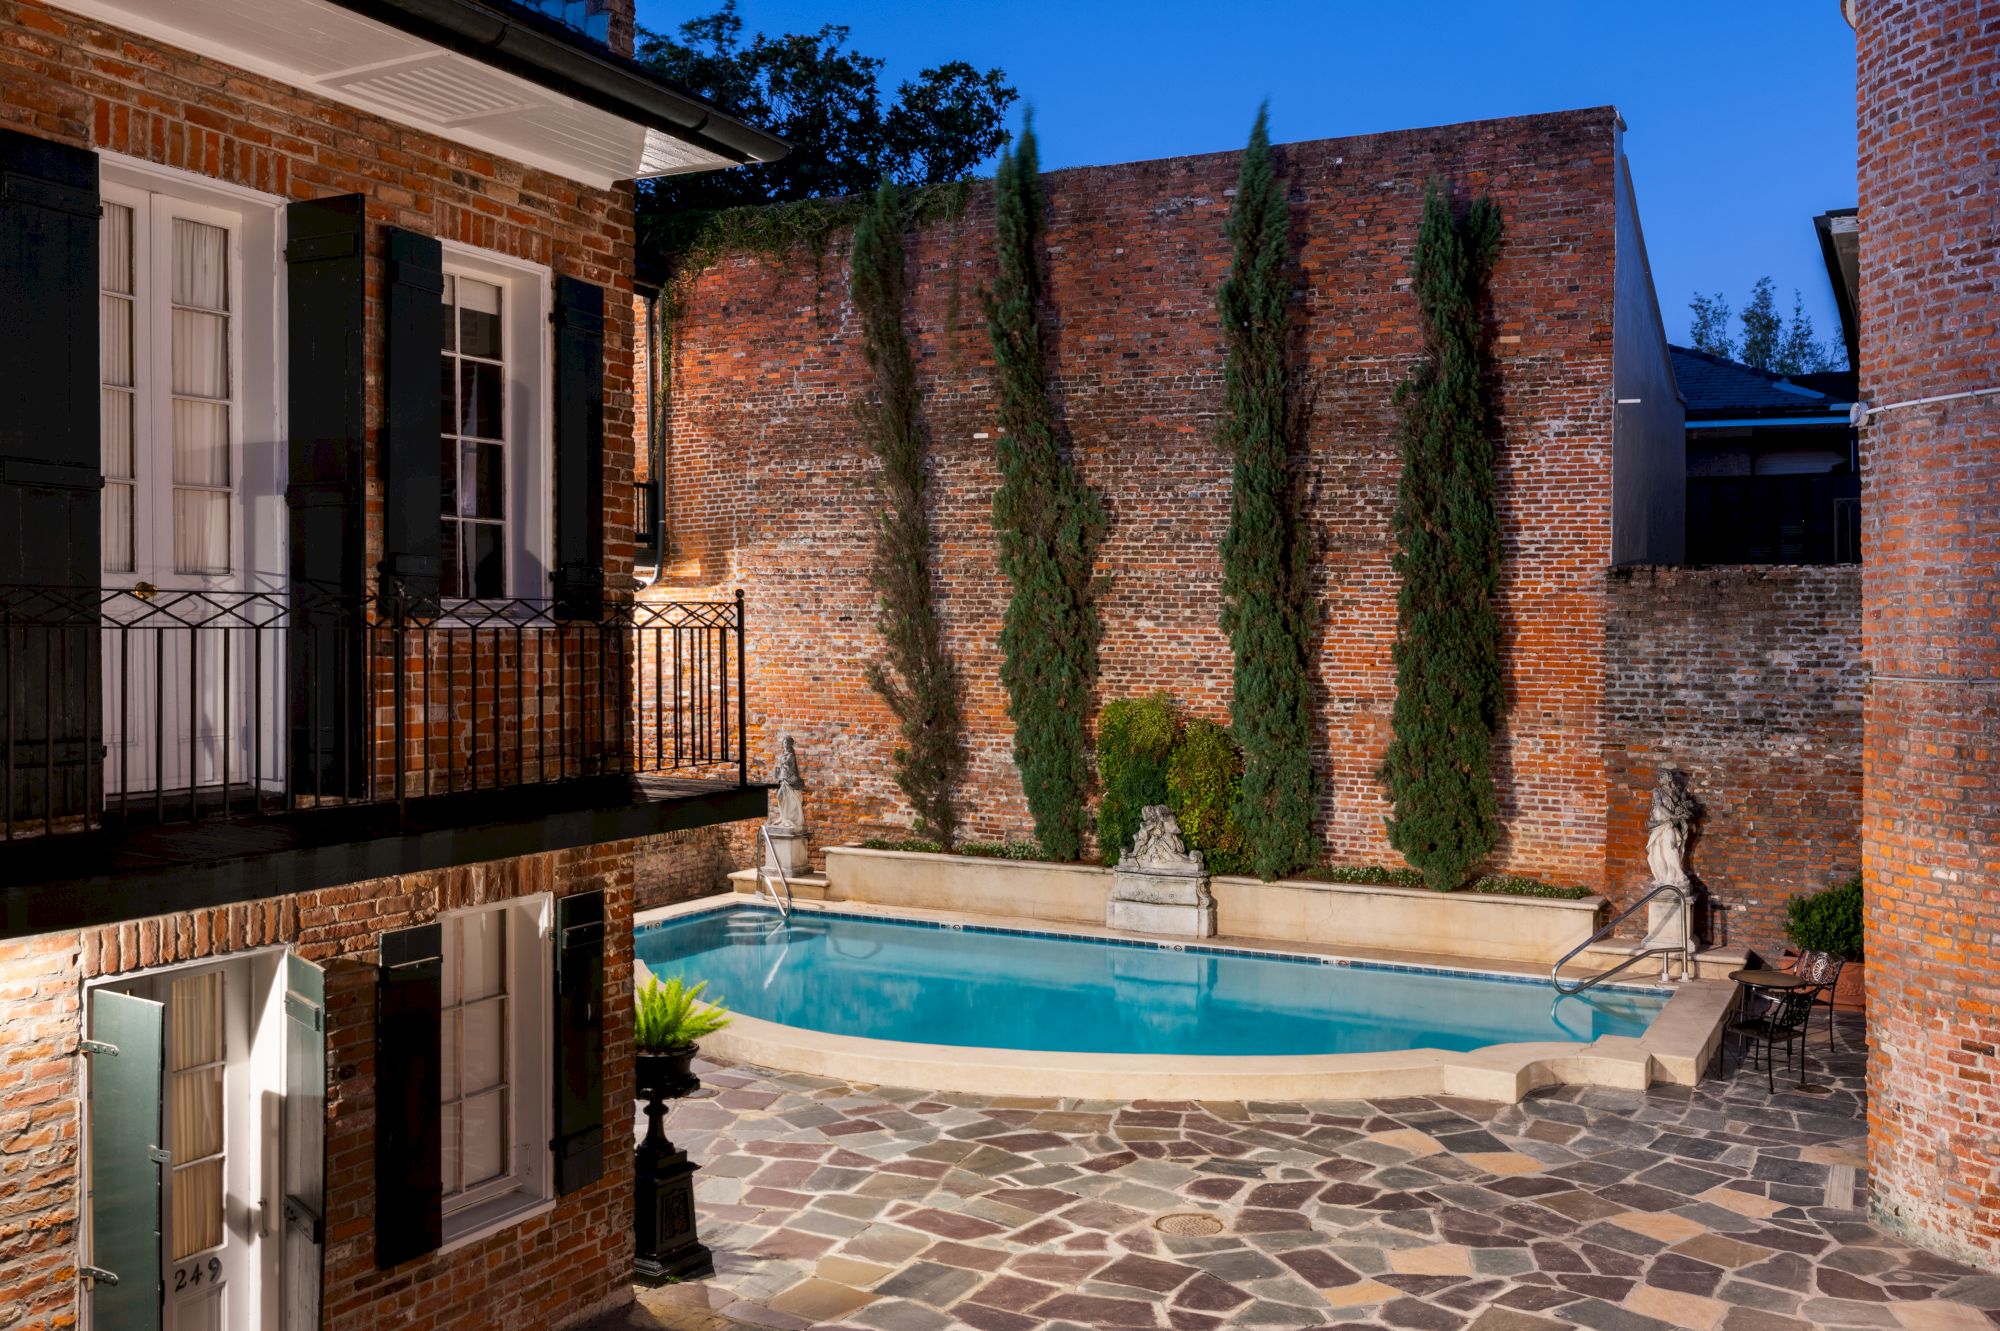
1;773;766;939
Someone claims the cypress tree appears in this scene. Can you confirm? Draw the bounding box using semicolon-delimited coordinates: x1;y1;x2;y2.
1381;184;1505;892
1216;106;1319;881
982;119;1105;862
851;178;969;846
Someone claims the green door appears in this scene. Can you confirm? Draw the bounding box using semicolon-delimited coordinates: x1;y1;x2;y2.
88;987;164;1331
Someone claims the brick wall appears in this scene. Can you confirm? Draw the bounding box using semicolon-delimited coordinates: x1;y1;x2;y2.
0;840;641;1331
1858;0;2000;1269
653;109;1624;887
631;824;748;912
1603;565;1864;959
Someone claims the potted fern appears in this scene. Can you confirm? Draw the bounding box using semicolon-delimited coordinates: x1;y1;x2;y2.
635;974;730;1100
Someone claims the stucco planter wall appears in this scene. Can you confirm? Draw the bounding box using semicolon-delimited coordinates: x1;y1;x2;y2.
821;847;1606;964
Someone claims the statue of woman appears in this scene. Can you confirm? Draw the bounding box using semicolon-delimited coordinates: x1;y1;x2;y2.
770;736;805;831
1645;769;1697;888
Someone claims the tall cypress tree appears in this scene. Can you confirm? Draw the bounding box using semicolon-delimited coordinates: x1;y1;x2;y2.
850;178;969;846
1381;184;1505;892
1217;107;1319;881
983;119;1104;862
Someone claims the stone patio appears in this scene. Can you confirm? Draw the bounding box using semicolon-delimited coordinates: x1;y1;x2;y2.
592;1014;2000;1331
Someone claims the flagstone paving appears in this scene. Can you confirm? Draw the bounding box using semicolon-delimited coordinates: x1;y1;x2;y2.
594;1014;2000;1330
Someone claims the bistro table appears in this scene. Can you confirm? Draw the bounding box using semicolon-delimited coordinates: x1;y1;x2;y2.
1726;969;1817;1089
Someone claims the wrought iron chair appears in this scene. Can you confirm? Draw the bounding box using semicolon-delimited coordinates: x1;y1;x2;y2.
1788;949;1847;1049
1722;984;1824;1092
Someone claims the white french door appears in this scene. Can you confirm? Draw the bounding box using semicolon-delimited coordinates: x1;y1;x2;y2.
97;178;279;802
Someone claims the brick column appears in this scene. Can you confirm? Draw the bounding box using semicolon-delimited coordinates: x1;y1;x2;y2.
1857;0;2000;1267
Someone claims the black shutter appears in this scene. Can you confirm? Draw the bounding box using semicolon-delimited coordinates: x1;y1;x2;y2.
375;922;442;1268
552;889;606;1195
380;228;444;610
551;275;605;620
0;129;101;826
284;196;367;798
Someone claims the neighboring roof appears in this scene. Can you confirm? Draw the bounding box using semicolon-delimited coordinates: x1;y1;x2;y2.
1669;345;1854;424
1814;208;1860;370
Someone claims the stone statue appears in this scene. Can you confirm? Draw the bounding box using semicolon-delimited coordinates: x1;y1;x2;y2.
1127;805;1203;876
770;736;805;833
1645;768;1698;888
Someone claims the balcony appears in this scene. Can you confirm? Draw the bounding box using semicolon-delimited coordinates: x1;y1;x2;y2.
1;585;761;933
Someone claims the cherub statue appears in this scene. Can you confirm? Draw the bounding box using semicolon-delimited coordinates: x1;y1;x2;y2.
1127;805;1204;876
770;736;805;832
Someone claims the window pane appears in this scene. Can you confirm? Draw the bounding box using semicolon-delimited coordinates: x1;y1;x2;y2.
103;482;134;574
459;362;502;441
441;274;456;352
469;523;505;599
171;1157;224;1260
100;295;132;388
171;1065;224;1162
439;357;456;436
460;1089;506;1187
441;521;463;599
171;309;229;399
456;278;500;359
172;219;229;312
439;437;458;516
102;389;133;479
169;971;224;1070
442;1105;460;1193
461;443;504;520
173;490;231;575
441;1009;459;1102
460;998;505;1095
172;400;230;487
101;203;133;295
458;911;505;1000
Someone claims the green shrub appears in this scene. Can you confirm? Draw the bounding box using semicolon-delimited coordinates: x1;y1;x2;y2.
1468;874;1592;901
1166;718;1253;877
1096;694;1179;865
958;839;1049;861
1298;864;1426;889
635;975;731;1052
1785;875;1863;960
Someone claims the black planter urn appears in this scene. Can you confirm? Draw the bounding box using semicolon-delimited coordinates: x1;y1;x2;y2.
634;1044;711;1284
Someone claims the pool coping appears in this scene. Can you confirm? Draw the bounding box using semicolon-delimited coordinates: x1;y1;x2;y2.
633;895;1737;1105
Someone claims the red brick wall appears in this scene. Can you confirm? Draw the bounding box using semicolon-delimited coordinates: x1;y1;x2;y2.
631;824;749;912
1858;0;2000;1270
1603;565;1863;959
653;109;1623;886
0;841;640;1331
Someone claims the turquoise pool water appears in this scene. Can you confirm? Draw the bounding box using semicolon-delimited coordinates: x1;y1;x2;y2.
635;906;1666;1057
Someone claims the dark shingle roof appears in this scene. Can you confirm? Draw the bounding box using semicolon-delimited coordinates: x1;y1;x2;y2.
1669;345;1852;419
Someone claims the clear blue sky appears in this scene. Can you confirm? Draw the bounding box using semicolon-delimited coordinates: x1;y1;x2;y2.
636;0;1858;352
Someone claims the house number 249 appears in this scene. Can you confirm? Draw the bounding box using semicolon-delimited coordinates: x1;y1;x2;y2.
173;1258;222;1292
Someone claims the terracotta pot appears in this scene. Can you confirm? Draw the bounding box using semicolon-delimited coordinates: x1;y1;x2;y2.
1833;960;1867;1013
636;1044;700;1100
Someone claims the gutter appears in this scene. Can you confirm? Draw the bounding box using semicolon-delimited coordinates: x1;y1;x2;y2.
327;0;788;167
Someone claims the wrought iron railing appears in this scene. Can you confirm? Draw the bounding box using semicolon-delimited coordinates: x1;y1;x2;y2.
0;584;746;841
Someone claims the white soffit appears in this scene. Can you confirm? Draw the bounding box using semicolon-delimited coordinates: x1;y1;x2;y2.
51;0;736;188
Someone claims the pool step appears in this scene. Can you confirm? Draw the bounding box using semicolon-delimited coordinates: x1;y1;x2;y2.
1568;941;1750;982
728;868;831;901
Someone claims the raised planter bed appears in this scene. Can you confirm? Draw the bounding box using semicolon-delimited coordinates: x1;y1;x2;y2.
820;846;1607;965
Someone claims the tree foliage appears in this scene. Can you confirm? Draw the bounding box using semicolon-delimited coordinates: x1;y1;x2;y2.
1738;276;1782;372
1215;106;1319;881
1166;718;1252;878
1688;291;1734;359
634;2;1015;243
850;178;969;847
983;119;1105;864
1686;278;1844;373
1095;695;1177;866
1381;185;1506;893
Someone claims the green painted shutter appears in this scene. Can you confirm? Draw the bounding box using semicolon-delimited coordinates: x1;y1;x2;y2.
86;987;163;1331
551;276;605;620
281;953;326;1331
552;889;605;1195
375;923;442;1267
379;228;444;609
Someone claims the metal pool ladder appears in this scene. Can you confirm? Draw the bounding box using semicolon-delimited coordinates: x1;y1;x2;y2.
1551;883;1693;995
755;827;795;920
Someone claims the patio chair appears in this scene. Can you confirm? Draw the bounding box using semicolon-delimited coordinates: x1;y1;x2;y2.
1789;949;1847;1049
1722;984;1824;1092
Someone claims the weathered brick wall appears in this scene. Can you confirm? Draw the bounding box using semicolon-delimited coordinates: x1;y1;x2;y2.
0;0;642;600
1858;0;2000;1269
1603;565;1863;959
654;109;1623;887
631;824;749;912
0;841;641;1331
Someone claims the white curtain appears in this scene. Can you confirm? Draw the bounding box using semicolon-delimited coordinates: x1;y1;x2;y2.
170;219;231;575
99;204;135;573
168;970;225;1259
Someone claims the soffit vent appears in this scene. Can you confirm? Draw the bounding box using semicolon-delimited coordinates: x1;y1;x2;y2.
321;53;552;126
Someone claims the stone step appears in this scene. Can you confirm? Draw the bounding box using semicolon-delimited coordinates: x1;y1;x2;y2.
1569;940;1750;982
728;867;832;901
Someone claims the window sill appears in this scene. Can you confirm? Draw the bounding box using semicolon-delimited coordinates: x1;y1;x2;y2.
437;1188;555;1256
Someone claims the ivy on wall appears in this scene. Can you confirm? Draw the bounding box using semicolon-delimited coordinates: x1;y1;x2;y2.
849;179;969;847
1380;184;1506;892
982;120;1105;864
1215;106;1320;882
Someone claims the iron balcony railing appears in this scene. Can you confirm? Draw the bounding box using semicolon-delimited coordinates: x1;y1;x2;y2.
0;584;746;841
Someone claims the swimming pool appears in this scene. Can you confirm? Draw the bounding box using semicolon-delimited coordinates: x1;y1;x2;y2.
635;904;1666;1058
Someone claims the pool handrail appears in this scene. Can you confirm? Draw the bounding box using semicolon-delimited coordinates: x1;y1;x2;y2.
756;826;795;919
1551;882;1692;996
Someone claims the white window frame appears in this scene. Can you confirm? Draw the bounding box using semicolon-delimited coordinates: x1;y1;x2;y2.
97;155;286;593
437;242;553;605
437;893;554;1250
